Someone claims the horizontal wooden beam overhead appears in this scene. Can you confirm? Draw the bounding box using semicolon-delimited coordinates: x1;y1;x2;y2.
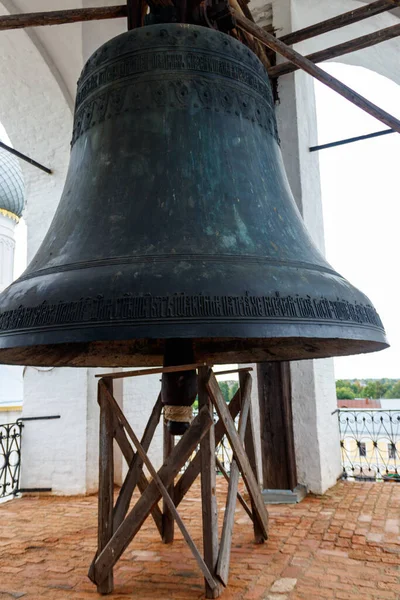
0;5;127;31
279;0;400;46
270;22;400;78
234;10;400;135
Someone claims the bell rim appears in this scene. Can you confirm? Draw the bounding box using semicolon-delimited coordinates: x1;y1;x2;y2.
0;321;388;367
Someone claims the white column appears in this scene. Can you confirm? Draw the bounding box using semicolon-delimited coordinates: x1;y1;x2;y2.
0;212;16;292
271;0;341;494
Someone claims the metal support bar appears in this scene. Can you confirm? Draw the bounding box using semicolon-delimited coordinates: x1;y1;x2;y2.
0;141;52;175
17;487;52;493
310;128;395;151
18;415;60;422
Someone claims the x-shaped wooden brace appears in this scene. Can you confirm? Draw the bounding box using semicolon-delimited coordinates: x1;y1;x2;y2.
89;367;269;597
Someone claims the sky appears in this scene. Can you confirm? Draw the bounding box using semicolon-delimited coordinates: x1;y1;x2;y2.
1;64;399;383
314;63;400;380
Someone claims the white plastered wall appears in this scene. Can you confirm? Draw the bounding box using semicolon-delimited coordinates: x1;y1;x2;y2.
0;5;84;494
0;213;16;292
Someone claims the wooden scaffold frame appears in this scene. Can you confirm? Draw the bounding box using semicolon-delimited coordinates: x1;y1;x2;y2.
88;365;268;597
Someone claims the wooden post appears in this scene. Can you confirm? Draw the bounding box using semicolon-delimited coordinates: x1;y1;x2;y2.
162;423;175;543
97;378;115;595
127;0;144;30
90;405;213;586
216;373;252;586
241;372;266;544
206;371;269;540
198;367;220;599
257;362;297;491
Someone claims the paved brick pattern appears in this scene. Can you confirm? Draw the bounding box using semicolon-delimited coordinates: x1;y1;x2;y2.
0;480;399;599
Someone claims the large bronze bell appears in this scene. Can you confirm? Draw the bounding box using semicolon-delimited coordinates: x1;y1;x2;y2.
0;24;388;367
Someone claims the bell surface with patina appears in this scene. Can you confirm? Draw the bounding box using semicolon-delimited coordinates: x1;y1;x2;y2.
0;24;388;366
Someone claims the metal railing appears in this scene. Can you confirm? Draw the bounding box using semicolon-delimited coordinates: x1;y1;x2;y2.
338;409;400;481
0;421;22;499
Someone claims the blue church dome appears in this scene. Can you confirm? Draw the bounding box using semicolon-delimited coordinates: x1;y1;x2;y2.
0;146;25;220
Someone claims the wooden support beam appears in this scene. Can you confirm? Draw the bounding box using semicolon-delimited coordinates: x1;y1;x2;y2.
233;10;400;135
100;386;219;592
257;362;297;492
96;378;115;595
127;0;144;29
0;6;127;31
206;371;269;540
241;372;266;545
162;423;175;544
214;367;253;376
198;367;221;598
104;412;163;536
113;394;163;533
96;362;206;379
216;373;252;587
270;22;400;78
279;0;400;46
215;458;253;521
89;403;213;586
174;388;242;507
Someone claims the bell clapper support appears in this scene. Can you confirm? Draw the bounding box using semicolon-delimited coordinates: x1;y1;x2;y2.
89;364;267;598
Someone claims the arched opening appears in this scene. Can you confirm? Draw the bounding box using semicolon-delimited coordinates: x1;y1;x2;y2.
315;63;400;379
0;121;25;412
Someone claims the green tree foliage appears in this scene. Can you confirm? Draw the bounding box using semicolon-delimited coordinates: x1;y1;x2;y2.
336;387;356;400
219;380;239;403
336;378;400;399
384;380;400;399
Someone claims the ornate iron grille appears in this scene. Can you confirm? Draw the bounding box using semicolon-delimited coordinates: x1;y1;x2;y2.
338;409;400;481
0;421;22;498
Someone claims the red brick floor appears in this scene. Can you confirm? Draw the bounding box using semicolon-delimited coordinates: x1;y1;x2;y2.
0;480;399;599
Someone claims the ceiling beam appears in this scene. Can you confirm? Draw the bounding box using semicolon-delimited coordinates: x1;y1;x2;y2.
279;0;400;46
269;22;400;78
233;10;400;135
0;5;127;31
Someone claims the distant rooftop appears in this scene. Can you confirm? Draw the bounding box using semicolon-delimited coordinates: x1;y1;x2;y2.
338;398;400;410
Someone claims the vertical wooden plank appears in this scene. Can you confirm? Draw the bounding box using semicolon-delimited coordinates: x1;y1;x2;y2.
126;0;143;29
206;371;268;539
198;367;221;599
162;423;175;543
216;373;253;586
241;371;267;544
257;362;297;491
281;362;298;491
90;406;213;585
97;378;114;594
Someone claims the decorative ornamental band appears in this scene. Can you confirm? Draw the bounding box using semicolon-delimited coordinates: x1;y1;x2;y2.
72;75;278;146
76;51;272;110
0;293;383;333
